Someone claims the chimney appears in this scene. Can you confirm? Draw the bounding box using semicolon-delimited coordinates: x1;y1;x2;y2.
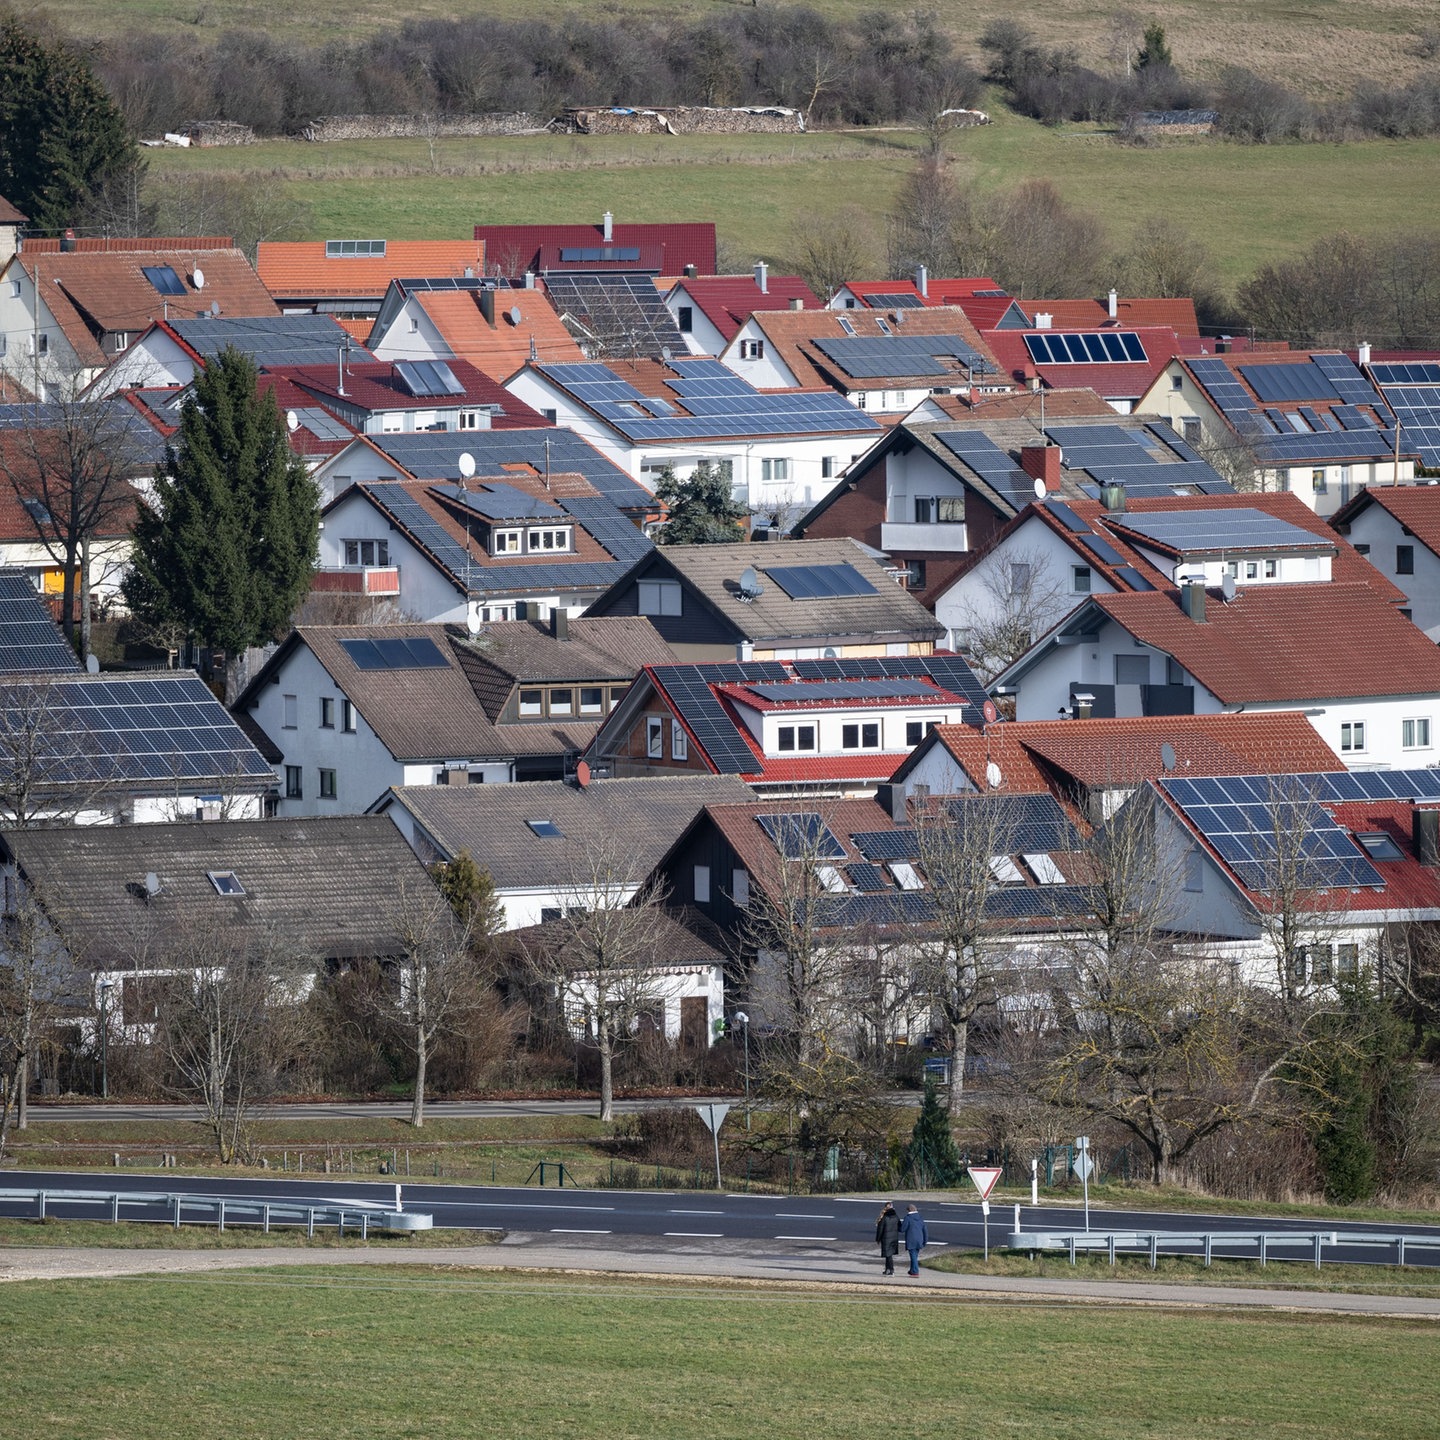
1100;481;1126;513
1073;691;1095;720
789;297;804;311
1107;288;1118;320
464;266;475;279
602;211;614;242
875;783;908;824
479;288;495;324
754;261;768;294
1020;445;1062;493
60;229;76;253
523;270;535;290
684;263;697;279
914;264;928;298
1358;341;1372;367
550;607;569;641
1180;578;1207;623
1416;809;1440;866
1035;313;1053;330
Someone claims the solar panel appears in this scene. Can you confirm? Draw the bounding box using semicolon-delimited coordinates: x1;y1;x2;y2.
811;334;996;380
142;265;186;296
657;666;762;774
766;563;878;600
756;812;847;858
853;829;921;861
865;293;925;309
846;862;892;892
1024;332;1147;364
294;407;354;442
946;792;1079;853
745;679;938;702
1373;363;1440;385
1109;509;1329;553
543;274;686;360
1113;565;1155;591
394;360;466;397
1076;534;1127;567
436;482;562;521
170;315;376;368
1241;362;1340;404
935;431;1035;508
339;636;451;670
0;571;83;674
1045;500;1091;533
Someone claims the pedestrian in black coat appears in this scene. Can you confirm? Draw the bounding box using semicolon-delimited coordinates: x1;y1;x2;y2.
876;1201;900;1275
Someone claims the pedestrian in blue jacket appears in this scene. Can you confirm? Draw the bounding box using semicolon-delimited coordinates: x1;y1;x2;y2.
900;1203;928;1276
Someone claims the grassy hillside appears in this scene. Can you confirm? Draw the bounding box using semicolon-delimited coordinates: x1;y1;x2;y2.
47;0;1440;93
148;115;1440;289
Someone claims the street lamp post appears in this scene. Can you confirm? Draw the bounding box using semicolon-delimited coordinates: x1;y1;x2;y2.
734;1010;750;1130
98;980;111;1100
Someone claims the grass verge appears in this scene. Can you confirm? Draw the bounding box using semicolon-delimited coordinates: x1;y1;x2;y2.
0;1217;494;1250
1;1266;1435;1439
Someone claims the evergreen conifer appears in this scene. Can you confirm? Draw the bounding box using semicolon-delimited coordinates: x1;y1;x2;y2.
904;1076;966;1186
654;461;748;544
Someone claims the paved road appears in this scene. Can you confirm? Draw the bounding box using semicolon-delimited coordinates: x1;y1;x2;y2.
21;1097;744;1123
4;1169;1438;1271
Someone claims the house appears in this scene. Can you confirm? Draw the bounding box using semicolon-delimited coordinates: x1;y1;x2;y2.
1024;292;1200;337
0;240;278;393
234;617;674;812
583;537;943;661
0;815;444;1033
1362;353;1440;468
719;304;1009;416
316;463;654;625
254;237;486;336
664;266;819;356
541;273;689;360
1332;484;1440;637
88;314;376;397
981;324;1182;414
932;488;1403;661
365;278;585;380
1136;350;1416;512
1144;767;1440;989
586;653;987;796
0;668;274;823
992;578;1440;770
505;356;881;518
890;712;1346;821
794;413;1234;607
474;217;716;282
375;772;753;927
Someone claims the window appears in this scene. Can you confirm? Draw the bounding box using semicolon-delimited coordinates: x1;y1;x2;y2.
527;819;564;838
890;861;922;890
1341;721;1367;753
282;694;298;729
113;332;130;352
459;411;480;430
341;698;356;733
326;239;387;258
285;765;303;799
518;689;544;717
207;870;245;896
842;721;881;749
540;907;562;923
937;497;963;523
821;456;837;479
1336;943;1359;979
1264;559;1278;578
8;279;19;297
319;697;335;729
1072;565;1092;594
1353;543;1370;556
1403;717;1431;749
1171;374;1183;391
731;868;750;906
740;339;764;360
677;305;694;333
380;412;404;433
528;527;571;552
1167;657;1186;685
1009;561;1032;595
638;579;682;616
142;264;186;296
493;529;521;555
549;689;573;716
1244;561;1259;580
646;716;664;759
344;539;389;567
408;317;419;334
777;724;816;753
1184;847;1204;892
34;333;47;355
1309;945;1333;983
580;687;604;715
1312;469;1327;493
1115;654;1150;686
903;559;926;589
760;458;790;483
914;496;934;524
318;768;337;800
815;865;848;894
693;864;710;902
671;720;688;761
609;687;627;710
1182;417;1201;443
1397;545;1414;574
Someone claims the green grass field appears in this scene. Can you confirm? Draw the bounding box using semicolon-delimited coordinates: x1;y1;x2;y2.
1;1267;1434;1439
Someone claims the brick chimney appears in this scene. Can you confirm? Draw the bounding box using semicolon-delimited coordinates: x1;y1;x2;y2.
1019;445;1062;492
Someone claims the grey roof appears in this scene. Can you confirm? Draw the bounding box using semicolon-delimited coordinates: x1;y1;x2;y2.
169;315;376;368
380;773;754;888
3;816;442;970
1107;508;1334;555
0;570;81;674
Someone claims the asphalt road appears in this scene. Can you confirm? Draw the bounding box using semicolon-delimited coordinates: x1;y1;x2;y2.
24;1097;752;1122
4;1169;1438;1270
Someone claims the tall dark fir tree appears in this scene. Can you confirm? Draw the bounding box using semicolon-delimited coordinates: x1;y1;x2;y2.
125;347;319;658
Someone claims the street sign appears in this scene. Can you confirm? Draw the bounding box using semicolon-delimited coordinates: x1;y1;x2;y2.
1072;1151;1094;1181
695;1103;731;1134
967;1165;1003;1200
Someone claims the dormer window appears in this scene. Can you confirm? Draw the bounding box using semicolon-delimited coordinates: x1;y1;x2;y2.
493;529;522;555
527;526;571;553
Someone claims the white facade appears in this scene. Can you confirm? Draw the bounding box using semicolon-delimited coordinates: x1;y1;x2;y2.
1339;496;1440;640
664;284;731;358
728;697;962;762
563;963;723;1045
366;296;455;365
0;260;89;394
84;326;203;396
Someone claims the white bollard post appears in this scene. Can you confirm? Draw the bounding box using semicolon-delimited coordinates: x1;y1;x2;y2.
1013;1202;1021;1236
395;1184;402;1213
1031;1157;1038;1205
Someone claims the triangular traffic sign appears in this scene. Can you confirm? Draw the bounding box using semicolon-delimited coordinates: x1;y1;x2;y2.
967;1165;1003;1201
695;1102;731;1134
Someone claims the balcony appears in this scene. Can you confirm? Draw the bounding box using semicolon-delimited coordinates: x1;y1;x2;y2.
312;566;400;597
880;521;969;553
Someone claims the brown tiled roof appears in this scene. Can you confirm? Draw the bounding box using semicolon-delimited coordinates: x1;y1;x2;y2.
23;237;234;253
0;196;26;224
1027;297;1200;335
3;816;443;970
0;435;141;543
381;773;754;887
908;723;1055;793
926;388;1115;423
1087;582;1440;703
256;240;484;299
412;289;584;380
1334;486;1440;561
505;903;731;968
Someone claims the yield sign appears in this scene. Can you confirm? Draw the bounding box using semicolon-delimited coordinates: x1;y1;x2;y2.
695;1102;731;1134
967;1165;1003;1201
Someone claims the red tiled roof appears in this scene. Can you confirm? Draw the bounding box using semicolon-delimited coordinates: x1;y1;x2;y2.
0;196;27;224
474;224;716;279
0;433;140;541
255;240;484;299
1089;582;1440;703
983;326;1180;399
670;275;819;343
1028;297;1200;335
920;723;1054;792
22;236;233;253
1334;486;1440;562
267;359;550;426
925;388;1115;424
410;288;583;380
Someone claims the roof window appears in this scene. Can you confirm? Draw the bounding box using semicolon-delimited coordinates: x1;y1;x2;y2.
142;265;186;296
527;819;565;838
207;870;245;896
1355;831;1404;861
325;239;387;258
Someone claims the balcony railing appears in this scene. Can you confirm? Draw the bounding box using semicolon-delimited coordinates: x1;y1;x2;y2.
312;566;400;596
879;521;968;553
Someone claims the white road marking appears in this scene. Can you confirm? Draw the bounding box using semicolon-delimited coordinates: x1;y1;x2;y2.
435;1201;615;1212
664;1231;724;1238
775;1212;833;1219
669;1209;724;1215
550;1228;612;1234
775;1234;836;1241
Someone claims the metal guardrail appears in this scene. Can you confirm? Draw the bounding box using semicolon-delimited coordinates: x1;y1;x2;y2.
0;1187;433;1237
1010;1227;1440;1270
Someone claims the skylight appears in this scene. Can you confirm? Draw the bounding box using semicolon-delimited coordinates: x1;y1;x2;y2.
142;265;186;296
207;870;245;896
527;819;565;838
326;239;387;258
1355;831;1404;861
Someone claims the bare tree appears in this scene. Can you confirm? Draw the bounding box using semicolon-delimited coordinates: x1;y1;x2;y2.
947;546;1071;682
521;833;672;1121
786;205;882;305
0;677;119;829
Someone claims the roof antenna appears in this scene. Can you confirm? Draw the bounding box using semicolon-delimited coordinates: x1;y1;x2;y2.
530;334;538;363
544;435;551;491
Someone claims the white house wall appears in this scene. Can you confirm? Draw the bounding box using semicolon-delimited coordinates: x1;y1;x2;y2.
0;263;84;393
1342;498;1440;640
718;320;802;387
665;287;730;357
368;298;453;364
312;441;408;505
85;330;198;396
895;744;977;799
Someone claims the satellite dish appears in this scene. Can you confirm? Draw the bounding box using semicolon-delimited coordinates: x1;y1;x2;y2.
1221;573;1237;602
286;410;299;432
209;300;220;317
982;699;999;726
458;452;476;480
575;758;592;789
192;267;205;291
1160;741;1177;772
986;760;1003;789
661;345;673;362
466;601;482;636
508;306;522;326
1032;476;1046;500
738;565;763;599
144;872;161;898
85;653;100;674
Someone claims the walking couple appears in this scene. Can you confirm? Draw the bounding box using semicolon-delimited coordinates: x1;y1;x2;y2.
875;1201;928;1277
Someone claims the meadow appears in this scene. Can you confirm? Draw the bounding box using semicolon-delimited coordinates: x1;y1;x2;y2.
1;1266;1435;1439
